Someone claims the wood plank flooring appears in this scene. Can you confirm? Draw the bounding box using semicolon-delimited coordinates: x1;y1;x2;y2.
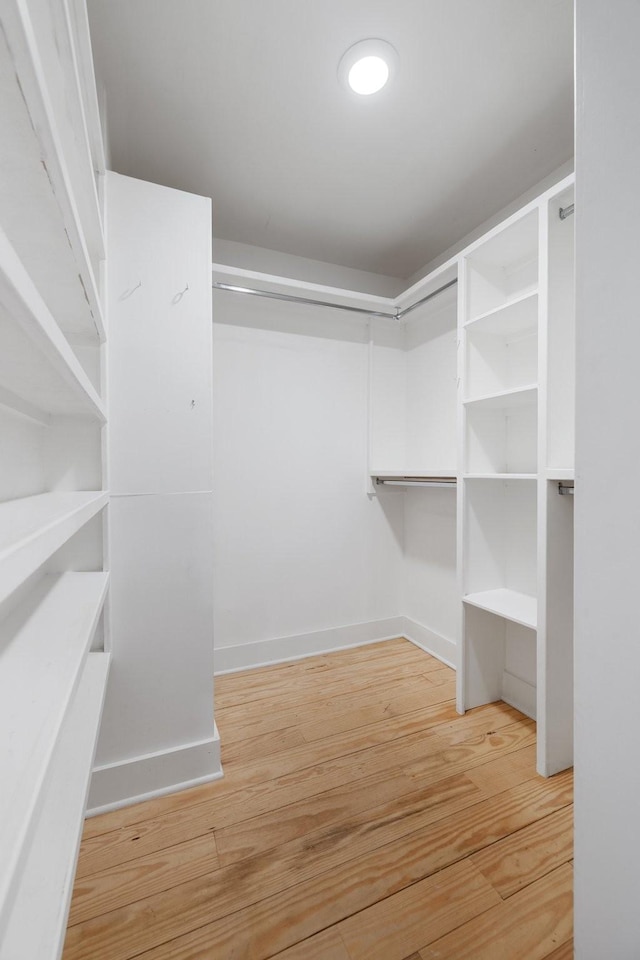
63;638;573;960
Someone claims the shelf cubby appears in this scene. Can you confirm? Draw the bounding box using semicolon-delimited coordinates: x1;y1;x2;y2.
464;478;537;602
464;387;537;475
0;573;109;938
466;210;539;319
462;603;536;717
465;292;538;397
0;492;108;606
0;650;110;956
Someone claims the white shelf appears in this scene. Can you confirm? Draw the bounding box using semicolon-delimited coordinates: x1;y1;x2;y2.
0;492;108;606
0;1;105;343
0;226;106;422
464;473;536;481
463;384;538;409
370;468;457;478
0;574;109;939
0;650;110;959
464;588;537;630
466;289;538;331
546;468;574;481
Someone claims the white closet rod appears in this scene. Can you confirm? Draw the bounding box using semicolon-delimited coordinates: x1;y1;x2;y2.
212;277;458;321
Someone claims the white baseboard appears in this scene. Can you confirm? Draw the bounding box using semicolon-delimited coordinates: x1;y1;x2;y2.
401;617;457;669
502;670;537;720
86;725;222;816
214;617;406;674
214;616;458;675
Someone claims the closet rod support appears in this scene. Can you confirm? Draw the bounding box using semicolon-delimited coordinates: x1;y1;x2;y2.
558;482;574;495
559;203;575;221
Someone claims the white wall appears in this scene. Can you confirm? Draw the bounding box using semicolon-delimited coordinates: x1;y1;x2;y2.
212;289;406;670
574;2;640;955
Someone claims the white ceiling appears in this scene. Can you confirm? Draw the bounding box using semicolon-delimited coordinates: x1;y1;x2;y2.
87;0;574;279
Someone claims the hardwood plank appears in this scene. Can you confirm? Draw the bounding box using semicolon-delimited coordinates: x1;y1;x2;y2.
471;804;573;898
418;863;573;959
80;717;538;882
64;771;571;960
466;742;538;793
299;680;457;743
338;859;500;960
216;772;482;867
545;940;574;959
216;673;446;745
269;928;350;960
216;657;443;709
69;834;219;926
220;726;305;767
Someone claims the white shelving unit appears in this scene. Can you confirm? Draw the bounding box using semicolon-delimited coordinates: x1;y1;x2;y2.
0;0;110;954
457;176;575;776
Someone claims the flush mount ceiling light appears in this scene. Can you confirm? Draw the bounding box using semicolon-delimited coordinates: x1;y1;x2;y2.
338;39;398;96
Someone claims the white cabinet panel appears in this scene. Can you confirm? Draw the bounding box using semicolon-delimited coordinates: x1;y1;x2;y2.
107;173;213;494
97;492;214;764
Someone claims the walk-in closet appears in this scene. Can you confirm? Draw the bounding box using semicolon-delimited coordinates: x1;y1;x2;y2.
1;0;639;957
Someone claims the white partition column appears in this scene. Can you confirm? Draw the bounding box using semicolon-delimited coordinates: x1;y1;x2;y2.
89;172;219;812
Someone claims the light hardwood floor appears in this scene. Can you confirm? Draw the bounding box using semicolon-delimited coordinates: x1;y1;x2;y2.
63;638;573;959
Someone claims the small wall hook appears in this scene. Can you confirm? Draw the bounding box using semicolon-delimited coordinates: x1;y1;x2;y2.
172;283;189;305
119;280;142;301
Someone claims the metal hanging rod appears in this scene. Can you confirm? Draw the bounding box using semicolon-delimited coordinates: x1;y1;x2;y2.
212;277;458;322
559;203;575;221
375;476;457;488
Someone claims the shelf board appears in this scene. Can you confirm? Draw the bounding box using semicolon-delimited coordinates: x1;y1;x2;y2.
466;289;538;333
370;469;457;479
0;226;106;421
464;588;537;630
0;574;109;938
0;492;108;606
546;468;574;481
463;384;538;410
464;474;537;481
0;1;105;343
1;650;110;957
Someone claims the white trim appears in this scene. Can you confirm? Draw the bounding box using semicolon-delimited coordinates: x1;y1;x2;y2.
86;728;222;816
214;617;406;674
400;617;458;670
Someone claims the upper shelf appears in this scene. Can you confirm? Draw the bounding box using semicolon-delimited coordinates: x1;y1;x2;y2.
0;226;106;423
464;384;538;410
0;492;108;606
0;574;109;941
0;0;105;344
465;290;538;334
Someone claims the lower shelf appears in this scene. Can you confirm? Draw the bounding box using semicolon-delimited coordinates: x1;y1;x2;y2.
464;588;537;630
0;652;110;960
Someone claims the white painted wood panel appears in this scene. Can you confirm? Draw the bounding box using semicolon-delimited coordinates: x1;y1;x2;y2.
0;0;104;342
96;492;215;770
0;651;110;960
0;573;108;939
106;172;213;495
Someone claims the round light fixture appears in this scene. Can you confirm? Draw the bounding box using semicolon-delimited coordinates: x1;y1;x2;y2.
338;39;398;96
